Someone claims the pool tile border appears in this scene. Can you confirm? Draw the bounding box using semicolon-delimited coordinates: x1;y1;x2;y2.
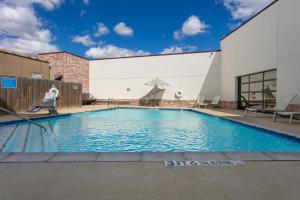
0;152;300;163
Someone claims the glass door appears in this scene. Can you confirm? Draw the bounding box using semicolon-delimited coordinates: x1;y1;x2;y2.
238;70;277;110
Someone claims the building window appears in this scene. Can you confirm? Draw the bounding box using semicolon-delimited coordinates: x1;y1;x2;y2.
238;69;277;110
32;73;43;79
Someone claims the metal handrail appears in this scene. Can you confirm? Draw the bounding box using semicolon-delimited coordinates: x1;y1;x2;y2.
0;107;47;133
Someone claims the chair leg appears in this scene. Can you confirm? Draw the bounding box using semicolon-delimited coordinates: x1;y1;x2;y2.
290;114;293;126
244;109;247;118
273;112;277;122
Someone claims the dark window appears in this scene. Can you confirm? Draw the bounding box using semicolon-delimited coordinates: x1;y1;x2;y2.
238;69;277;110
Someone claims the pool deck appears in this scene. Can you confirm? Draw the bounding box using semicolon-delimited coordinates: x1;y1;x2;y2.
0;161;299;200
0;105;300;199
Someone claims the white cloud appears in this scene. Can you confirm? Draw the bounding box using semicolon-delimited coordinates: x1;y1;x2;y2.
0;37;58;55
95;23;110;36
83;0;90;5
173;15;208;40
114;22;134;37
223;0;273;20
0;0;60;55
161;45;197;54
31;0;64;10
85;45;149;59
72;34;96;46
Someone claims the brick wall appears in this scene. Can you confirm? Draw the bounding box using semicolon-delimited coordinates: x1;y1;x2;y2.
38;52;89;93
219;101;238;110
95;99;240;109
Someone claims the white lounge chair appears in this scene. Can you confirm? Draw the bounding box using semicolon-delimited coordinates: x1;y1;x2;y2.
244;94;297;118
209;96;221;108
28;85;59;114
195;96;221;109
195;96;206;108
273;112;300;125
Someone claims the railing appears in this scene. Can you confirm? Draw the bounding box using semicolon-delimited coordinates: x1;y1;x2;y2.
0;107;47;133
107;98;120;109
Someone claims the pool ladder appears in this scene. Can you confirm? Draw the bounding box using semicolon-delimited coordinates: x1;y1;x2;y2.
0;106;47;133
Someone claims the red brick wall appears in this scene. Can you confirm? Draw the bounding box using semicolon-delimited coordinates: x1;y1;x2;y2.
38;52;89;93
287;104;300;112
219;101;238;110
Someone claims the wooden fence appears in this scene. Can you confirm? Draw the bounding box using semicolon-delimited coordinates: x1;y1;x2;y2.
0;76;82;112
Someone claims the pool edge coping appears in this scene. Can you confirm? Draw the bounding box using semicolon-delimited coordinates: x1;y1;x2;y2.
0;152;300;163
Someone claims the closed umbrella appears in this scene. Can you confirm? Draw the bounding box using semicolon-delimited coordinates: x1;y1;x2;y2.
145;78;169;87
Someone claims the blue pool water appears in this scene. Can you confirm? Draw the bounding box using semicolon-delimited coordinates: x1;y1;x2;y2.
1;108;300;152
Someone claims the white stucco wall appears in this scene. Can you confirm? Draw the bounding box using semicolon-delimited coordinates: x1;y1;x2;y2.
89;52;221;100
277;0;300;104
220;0;300;104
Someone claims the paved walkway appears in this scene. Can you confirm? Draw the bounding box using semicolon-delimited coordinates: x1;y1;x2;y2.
0;161;299;200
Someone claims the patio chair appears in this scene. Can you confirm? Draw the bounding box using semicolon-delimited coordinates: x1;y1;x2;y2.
195;96;221;109
28;86;59;114
244;94;297;118
194;96;206;108
208;96;221;108
273;112;300;125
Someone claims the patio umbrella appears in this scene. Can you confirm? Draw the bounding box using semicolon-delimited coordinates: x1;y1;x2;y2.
145;78;169;87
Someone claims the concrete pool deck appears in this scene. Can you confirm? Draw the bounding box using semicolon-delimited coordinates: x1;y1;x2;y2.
0;161;299;200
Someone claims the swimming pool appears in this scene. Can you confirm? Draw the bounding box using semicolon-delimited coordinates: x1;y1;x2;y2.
1;108;300;152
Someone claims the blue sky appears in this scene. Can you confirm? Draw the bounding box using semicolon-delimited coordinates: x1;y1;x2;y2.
0;0;273;58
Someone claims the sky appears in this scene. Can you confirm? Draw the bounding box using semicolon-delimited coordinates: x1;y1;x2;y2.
0;0;274;59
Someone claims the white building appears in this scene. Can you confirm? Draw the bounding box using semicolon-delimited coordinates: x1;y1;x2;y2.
220;0;300;110
89;51;221;103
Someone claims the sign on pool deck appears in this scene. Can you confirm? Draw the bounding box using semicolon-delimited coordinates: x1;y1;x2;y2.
164;160;245;167
1;77;17;89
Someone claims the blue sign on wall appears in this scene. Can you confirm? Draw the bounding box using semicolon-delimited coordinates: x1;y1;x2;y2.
1;77;17;89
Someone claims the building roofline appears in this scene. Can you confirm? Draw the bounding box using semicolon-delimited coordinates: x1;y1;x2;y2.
38;51;88;60
0;49;49;63
221;0;279;41
38;50;221;61
89;50;221;61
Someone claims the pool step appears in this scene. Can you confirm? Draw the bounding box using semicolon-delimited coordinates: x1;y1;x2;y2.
1;122;48;152
2;124;31;152
0;124;19;151
42;122;56;152
25;124;44;152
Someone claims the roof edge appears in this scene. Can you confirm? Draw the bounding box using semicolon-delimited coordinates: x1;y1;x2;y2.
89;50;221;61
38;51;88;60
0;49;49;63
221;0;279;41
